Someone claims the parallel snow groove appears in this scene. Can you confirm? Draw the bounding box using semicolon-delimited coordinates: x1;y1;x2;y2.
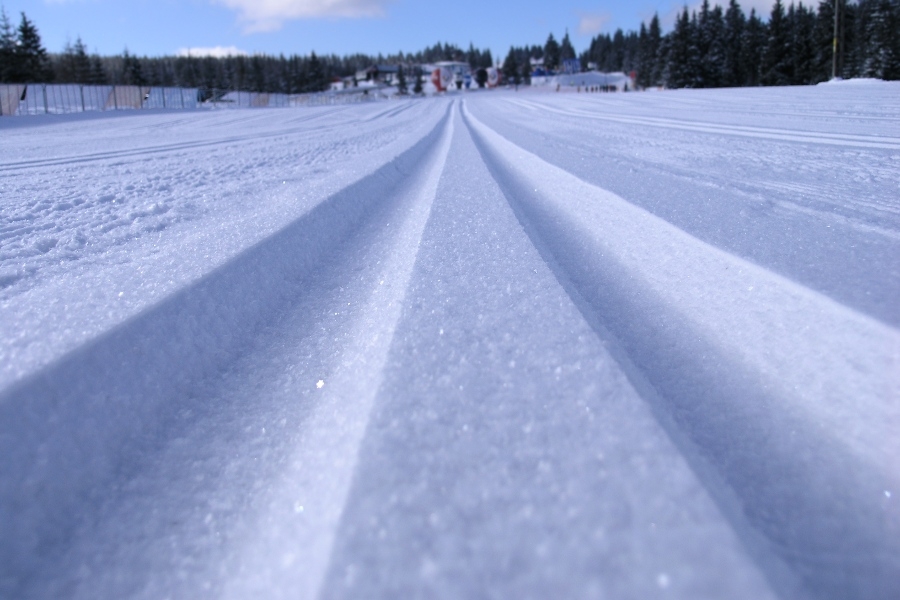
463;104;900;600
0;103;452;596
509;98;900;150
219;103;456;600
0;113;359;171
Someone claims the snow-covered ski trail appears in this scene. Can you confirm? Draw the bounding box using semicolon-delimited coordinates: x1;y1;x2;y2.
506;97;900;150
1;85;897;600
217;102;453;600
465;87;900;328
463;101;900;600
318;104;778;600
0;100;445;387
0;101;453;599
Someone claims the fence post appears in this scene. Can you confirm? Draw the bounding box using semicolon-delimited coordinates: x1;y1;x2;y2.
42;84;48;114
113;85;118;110
80;85;85;112
162;87;166;109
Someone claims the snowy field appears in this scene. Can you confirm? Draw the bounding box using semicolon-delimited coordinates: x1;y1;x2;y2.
1;82;898;599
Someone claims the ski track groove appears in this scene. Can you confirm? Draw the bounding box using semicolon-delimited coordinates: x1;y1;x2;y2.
508;98;900;149
0;110;381;171
1;89;897;599
0;100;454;599
461;102;899;600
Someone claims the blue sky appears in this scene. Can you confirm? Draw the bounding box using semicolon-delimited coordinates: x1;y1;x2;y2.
2;0;777;59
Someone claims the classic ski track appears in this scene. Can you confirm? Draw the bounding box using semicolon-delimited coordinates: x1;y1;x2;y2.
317;105;782;600
1;94;897;599
0;100;454;598
0;105;396;171
557;93;900;122
508;97;900;149
462;101;900;600
223;102;455;600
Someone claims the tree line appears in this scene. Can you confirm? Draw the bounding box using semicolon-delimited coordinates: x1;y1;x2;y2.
2;1;898;92
581;0;899;87
0;7;493;92
501;0;898;87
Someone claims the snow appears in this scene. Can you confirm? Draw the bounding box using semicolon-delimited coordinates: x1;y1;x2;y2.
1;82;898;599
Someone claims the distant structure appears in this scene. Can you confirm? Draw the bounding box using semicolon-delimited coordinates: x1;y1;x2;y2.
531;71;636;92
426;61;472;92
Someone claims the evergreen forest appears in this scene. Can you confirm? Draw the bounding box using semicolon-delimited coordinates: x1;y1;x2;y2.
1;0;898;92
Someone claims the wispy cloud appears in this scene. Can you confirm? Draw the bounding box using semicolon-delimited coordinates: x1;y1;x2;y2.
576;11;611;36
177;46;249;58
212;0;393;33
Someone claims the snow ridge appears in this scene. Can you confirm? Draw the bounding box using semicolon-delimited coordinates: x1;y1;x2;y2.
1;87;897;599
0;102;453;598
463;102;899;600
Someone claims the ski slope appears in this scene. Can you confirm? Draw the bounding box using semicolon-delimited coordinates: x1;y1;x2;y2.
1;82;898;600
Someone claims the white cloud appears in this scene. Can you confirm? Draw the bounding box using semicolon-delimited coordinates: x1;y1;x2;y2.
577;11;611;36
177;46;249;58
213;0;393;33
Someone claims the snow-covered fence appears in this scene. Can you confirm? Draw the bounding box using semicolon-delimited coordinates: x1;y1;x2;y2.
207;89;387;109
0;84;200;116
0;84;387;116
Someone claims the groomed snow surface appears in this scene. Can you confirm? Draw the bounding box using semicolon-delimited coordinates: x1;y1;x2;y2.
1;82;898;599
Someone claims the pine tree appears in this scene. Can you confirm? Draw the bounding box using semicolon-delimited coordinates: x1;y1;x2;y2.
623;30;641;73
480;49;493;69
648;14;664;86
589;34;611;70
544;33;560;71
413;66;423;94
14;12;51;82
888;0;900;80
560;30;576;62
249;55;264;92
862;0;900;79
520;55;531;85
637;23;651;87
121;49;146;86
790;3;818;85
761;0;791;85
814;0;838;81
502;47;519;83
396;63;407;94
290;56;307;93
698;2;727;87
696;0;713;86
740;9;767;85
466;42;477;70
686;10;704;87
57;36;92;83
86;55;104;84
840;1;864;79
72;37;91;83
723;0;746;87
0;7;16;83
665;8;694;88
611;28;627;71
305;51;325;92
